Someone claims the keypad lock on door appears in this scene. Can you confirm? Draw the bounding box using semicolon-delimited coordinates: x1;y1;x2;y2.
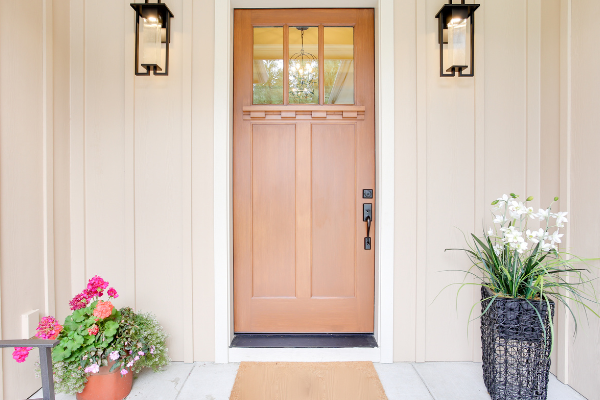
363;203;372;250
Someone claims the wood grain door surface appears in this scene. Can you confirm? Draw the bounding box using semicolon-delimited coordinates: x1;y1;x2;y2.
234;9;375;332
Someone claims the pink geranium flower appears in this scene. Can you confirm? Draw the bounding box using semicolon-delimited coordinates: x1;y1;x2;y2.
12;347;33;363
121;369;128;376
107;287;119;298
35;316;63;340
86;275;109;297
69;293;89;310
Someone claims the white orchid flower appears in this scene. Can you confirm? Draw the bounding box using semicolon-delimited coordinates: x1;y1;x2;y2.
529;228;543;243
550;230;563;244
525;207;536;219
493;244;503;256
517;241;529;254
525;230;537;242
541;241;553;252
487;227;494;236
508;201;526;219
554;212;568;227
537;208;550;221
493;215;507;225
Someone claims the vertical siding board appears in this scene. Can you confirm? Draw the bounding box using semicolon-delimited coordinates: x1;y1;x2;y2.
473;0;486;363
0;2;45;398
566;1;600;398
424;0;476;362
484;0;527;201
134;0;185;361
124;0;137;312
182;0;194;363
557;0;572;384
415;0;427;363
540;0;562;377
393;0;418;362
70;0;86;298
43;0;56;318
84;0;130;307
192;0;216;362
526;0;542;228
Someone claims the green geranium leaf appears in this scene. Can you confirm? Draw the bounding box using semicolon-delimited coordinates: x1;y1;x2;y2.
64;316;79;331
104;321;119;337
52;345;70;362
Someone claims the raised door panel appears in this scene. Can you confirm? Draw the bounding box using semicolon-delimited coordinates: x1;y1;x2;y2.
311;124;356;298
251;124;296;298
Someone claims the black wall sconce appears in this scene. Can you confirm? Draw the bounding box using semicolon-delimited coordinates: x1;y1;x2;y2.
435;0;479;77
131;0;174;76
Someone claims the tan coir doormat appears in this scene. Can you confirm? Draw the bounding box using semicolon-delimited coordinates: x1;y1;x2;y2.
230;362;388;400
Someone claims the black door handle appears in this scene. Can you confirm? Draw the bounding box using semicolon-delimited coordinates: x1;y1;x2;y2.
363;203;372;250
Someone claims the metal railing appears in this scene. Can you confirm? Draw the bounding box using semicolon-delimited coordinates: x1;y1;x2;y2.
0;339;59;400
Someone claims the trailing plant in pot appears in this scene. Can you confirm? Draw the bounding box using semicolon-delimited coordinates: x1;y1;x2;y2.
446;193;599;400
13;276;170;399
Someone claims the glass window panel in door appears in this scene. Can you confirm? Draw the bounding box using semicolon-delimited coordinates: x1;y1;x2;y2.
253;27;284;104
289;27;319;104
324;27;354;104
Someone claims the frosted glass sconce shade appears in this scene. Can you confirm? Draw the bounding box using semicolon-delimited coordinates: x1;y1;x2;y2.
435;0;479;77
131;0;174;76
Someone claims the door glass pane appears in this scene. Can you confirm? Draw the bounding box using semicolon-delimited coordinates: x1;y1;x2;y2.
253;27;284;104
289;27;319;104
324;27;354;104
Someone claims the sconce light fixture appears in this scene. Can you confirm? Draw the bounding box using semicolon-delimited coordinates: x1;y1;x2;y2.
131;0;174;76
435;0;479;77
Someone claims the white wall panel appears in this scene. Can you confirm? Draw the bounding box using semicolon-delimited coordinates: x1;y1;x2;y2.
424;0;476;362
0;1;46;398
84;0;132;307
566;1;600;398
192;0;216;362
134;0;185;361
484;0;527;202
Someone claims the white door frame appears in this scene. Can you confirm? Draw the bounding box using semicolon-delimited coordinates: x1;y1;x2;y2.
213;0;394;363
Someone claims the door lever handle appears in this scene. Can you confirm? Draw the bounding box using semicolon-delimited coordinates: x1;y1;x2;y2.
363;203;372;250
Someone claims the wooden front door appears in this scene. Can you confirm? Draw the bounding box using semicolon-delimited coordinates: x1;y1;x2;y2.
233;9;375;332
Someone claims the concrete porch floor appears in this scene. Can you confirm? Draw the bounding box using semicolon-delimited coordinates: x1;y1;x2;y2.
31;362;587;400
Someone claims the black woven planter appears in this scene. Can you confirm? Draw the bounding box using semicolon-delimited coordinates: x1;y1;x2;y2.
480;286;555;400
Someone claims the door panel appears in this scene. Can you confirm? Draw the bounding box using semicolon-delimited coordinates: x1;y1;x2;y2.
252;124;296;298
234;8;374;333
311;124;356;298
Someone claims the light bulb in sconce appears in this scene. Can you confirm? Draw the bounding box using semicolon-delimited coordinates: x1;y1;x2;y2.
447;11;467;69
141;13;163;69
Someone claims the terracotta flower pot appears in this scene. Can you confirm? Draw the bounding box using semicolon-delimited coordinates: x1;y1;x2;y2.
76;360;133;400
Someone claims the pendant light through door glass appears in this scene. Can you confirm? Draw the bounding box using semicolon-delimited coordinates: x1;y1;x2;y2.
289;27;318;104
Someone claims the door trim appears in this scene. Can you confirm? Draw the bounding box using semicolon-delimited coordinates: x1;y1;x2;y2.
214;0;394;363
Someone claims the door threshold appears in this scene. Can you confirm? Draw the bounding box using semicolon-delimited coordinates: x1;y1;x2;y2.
230;333;378;348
